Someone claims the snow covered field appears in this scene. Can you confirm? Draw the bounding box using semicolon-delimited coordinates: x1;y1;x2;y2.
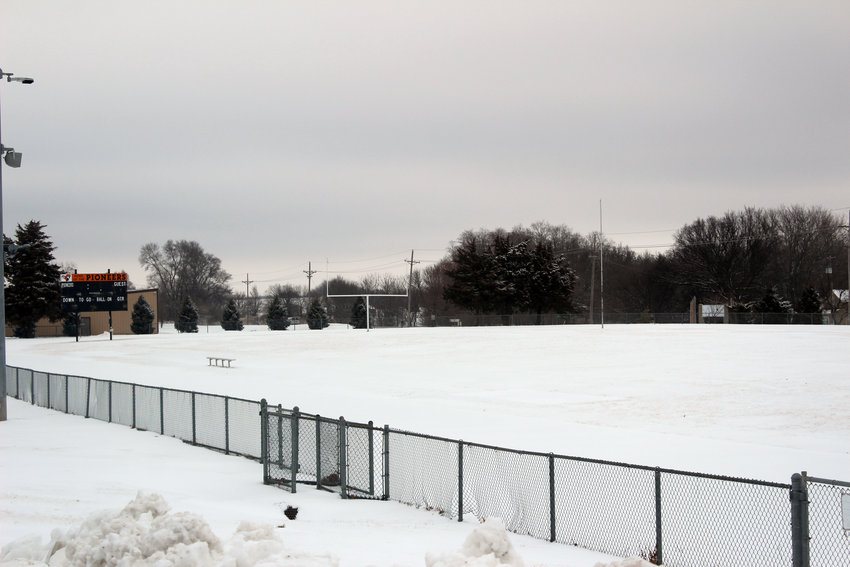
2;323;848;566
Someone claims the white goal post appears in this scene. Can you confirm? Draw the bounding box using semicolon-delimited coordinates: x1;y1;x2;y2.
325;291;408;331
325;268;408;331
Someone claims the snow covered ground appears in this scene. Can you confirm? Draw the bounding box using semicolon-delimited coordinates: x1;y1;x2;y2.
0;399;620;567
2;323;848;566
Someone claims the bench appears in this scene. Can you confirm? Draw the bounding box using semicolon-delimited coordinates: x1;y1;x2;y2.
207;356;236;368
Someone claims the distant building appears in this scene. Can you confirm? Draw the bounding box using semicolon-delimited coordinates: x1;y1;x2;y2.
5;288;159;337
823;289;848;325
699;304;726;324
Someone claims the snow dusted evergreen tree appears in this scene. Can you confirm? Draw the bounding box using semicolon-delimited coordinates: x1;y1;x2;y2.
797;287;821;314
306;298;329;330
266;294;290;330
525;241;577;324
131;296;156;334
443;234;498;318
444;230;576;324
751;287;791;324
175;296;199;333
350;296;368;329
753;288;788;314
4;221;63;338
220;298;244;331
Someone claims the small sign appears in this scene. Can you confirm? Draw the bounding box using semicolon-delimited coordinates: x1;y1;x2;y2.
61;272;127;283
842;492;850;531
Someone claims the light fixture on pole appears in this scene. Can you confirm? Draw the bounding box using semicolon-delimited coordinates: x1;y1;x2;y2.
0;67;35;422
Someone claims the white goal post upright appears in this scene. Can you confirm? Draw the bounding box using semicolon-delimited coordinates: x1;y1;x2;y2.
325;259;408;331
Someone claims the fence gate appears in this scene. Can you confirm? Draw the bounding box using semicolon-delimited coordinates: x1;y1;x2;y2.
804;474;850;567
261;401;385;499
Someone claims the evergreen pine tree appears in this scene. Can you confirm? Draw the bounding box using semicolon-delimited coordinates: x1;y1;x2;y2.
62;313;81;337
350;296;368;329
753;288;787;314
266;295;290;330
797;287;821;313
131;296;156;334
5;221;63;338
753;287;790;324
795;286;822;324
175;296;199;333
220;298;244;331
306;298;329;330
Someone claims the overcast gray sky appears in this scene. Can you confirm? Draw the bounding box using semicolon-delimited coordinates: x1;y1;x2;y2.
2;1;848;293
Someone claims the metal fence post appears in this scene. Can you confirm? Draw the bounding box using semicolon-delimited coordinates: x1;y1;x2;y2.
46;373;51;409
316;414;323;491
108;381;112;423
277;404;283;470
31;370;35;405
224;396;230;455
260;399;268;482
159;388;164;434
791;472;811;567
458;440;464;522
85;377;91;418
383;424;390;500
549;453;556;542
291;406;299;493
64;374;69;414
191;392;197;445
339;416;348;499
368;420;375;497
655;467;663;565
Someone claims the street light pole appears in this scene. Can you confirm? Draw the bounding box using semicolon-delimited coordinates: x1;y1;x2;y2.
0;68;35;421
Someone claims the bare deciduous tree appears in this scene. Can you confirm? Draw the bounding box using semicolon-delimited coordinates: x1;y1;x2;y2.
138;240;232;322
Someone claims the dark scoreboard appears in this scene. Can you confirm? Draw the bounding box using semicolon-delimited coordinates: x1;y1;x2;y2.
60;272;128;312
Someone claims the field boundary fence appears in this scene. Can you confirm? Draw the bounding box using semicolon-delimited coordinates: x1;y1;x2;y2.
262;404;850;567
5;365;262;460
7;365;849;567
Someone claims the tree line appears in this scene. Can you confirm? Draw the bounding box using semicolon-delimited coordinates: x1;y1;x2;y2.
3;205;847;336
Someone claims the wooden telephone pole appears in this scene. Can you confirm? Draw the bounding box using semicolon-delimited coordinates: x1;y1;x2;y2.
405;250;420;327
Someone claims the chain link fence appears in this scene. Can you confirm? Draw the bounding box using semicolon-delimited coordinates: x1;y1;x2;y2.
6;365;262;460
8;364;849;567
258;407;802;567
804;475;850;567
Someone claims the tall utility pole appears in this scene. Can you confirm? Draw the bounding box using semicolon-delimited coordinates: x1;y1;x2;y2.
241;273;253;324
304;262;317;294
588;240;596;324
599;199;605;329
405;249;420;327
0;68;35;422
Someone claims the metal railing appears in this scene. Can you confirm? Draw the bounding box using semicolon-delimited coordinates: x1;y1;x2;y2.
8;365;849;567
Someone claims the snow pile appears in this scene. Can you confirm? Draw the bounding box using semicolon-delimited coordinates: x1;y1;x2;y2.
0;493;337;567
426;517;525;567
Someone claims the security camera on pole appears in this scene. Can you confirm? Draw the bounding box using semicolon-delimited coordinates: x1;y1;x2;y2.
0;68;35;421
